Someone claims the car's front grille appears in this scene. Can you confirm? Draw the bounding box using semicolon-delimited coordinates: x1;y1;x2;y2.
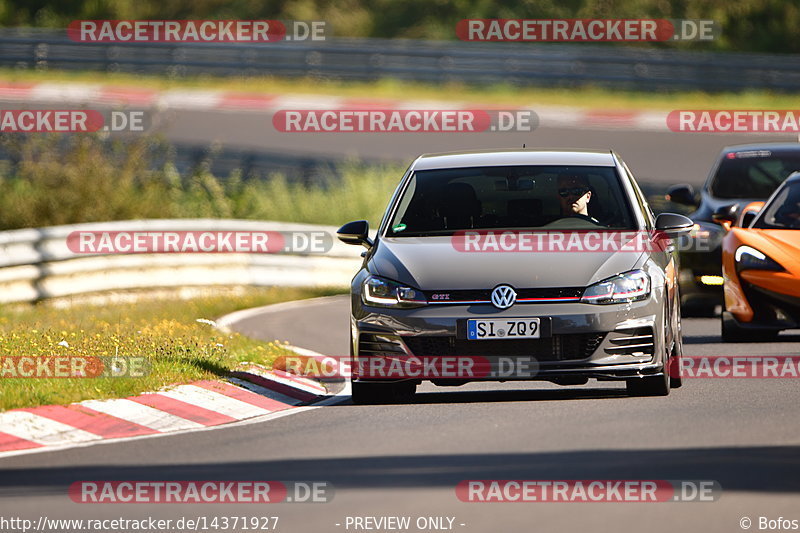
604;327;655;357
401;333;605;361
423;287;584;304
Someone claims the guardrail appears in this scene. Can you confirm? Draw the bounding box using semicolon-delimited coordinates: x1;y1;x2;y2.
1;29;799;92
0;219;363;303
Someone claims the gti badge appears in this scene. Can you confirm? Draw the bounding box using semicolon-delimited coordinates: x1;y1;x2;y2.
491;285;517;309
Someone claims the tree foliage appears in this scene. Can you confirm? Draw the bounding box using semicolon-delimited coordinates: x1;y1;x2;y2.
0;0;796;53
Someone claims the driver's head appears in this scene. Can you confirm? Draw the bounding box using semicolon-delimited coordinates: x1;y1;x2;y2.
557;173;592;216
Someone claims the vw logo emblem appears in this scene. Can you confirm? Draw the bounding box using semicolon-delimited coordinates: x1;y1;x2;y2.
491;285;517;309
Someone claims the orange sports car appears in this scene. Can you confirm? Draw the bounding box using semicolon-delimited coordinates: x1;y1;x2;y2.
714;171;800;342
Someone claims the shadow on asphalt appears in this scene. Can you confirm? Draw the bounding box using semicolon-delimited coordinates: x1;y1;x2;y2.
1;445;798;495
400;387;629;404
682;335;721;344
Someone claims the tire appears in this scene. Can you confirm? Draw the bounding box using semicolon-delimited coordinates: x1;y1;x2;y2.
627;308;671;397
669;334;684;389
351;380;416;405
669;308;684;388
625;304;682;396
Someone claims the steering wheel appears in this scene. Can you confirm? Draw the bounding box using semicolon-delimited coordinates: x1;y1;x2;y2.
542;215;604;229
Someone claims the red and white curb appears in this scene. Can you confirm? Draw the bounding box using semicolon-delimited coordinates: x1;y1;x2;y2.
0;80;669;131
0;372;329;458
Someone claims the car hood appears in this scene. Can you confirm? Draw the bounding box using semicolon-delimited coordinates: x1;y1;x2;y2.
369;236;645;289
745;230;800;272
758;230;800;249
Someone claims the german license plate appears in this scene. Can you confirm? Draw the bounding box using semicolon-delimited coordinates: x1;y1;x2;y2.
467;318;541;340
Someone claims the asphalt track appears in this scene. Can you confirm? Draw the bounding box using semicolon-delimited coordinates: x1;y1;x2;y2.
161;108;799;184
1;294;799;533
0;110;799;533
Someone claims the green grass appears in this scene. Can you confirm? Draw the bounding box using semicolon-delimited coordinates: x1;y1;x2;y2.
0;286;343;411
0;134;403;230
1;68;796;110
0;130;685;234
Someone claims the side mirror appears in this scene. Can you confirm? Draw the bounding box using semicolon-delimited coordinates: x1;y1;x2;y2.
712;203;739;231
665;184;697;206
655;212;693;234
337;220;373;249
712;204;739;223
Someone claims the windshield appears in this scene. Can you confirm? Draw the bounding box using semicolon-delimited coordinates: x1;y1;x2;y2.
753;181;800;229
385;165;636;237
709;151;800;199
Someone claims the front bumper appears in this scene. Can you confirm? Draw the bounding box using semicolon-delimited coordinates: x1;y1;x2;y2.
351;297;665;384
732;276;800;330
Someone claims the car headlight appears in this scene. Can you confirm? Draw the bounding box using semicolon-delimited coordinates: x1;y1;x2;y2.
734;245;784;272
362;276;427;308
581;270;651;305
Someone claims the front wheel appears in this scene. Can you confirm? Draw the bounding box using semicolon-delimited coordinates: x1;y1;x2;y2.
628;309;672;397
351;380;416;405
626;373;669;396
670;314;684;389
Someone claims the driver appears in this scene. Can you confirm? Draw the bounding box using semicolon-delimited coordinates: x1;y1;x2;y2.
557;173;598;223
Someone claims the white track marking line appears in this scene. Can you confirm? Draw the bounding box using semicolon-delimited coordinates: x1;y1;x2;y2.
29;83;102;102
271;95;343;109
80;399;204;432
158;90;223;110
0;411;101;446
226;378;303;405
260;371;328;395
158;384;272;419
271;371;327;392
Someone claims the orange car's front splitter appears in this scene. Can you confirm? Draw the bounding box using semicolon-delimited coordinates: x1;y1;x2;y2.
728;270;800;323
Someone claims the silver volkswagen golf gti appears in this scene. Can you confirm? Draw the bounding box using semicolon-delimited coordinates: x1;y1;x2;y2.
337;149;692;404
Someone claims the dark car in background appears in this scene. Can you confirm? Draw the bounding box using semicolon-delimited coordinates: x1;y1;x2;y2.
666;143;800;316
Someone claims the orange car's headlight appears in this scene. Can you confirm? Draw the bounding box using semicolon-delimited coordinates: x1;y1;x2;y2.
734;245;784;273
